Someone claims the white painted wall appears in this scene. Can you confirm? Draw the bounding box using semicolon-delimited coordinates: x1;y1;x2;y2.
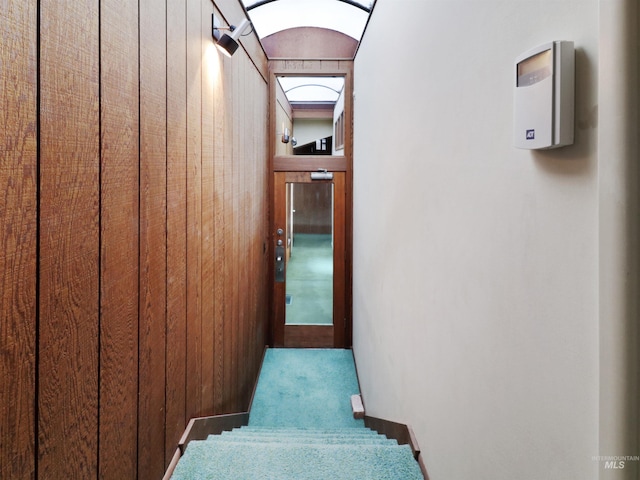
292;118;333;148
597;2;639;478
353;1;637;479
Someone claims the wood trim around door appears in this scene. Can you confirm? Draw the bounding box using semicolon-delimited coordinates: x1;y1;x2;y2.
268;59;354;349
272;171;346;348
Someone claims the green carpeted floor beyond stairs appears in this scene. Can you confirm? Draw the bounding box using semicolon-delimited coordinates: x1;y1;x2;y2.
170;348;423;479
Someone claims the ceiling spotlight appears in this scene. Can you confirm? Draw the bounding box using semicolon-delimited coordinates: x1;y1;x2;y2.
212;15;251;57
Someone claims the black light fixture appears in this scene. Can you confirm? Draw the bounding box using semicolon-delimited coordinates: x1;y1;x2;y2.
212;14;251;57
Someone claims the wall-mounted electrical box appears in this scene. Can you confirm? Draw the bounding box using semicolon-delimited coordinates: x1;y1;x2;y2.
514;41;575;150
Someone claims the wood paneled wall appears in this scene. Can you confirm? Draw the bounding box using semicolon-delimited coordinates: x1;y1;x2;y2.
293;183;333;234
1;0;269;478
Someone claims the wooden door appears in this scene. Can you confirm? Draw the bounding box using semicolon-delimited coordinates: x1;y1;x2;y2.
273;171;346;347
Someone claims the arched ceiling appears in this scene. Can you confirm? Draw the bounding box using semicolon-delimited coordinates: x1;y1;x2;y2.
241;0;375;41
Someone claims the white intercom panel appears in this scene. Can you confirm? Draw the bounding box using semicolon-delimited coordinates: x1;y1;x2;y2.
514;41;575;149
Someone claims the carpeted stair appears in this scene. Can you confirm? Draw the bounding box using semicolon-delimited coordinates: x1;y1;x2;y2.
170;349;423;479
171;426;423;479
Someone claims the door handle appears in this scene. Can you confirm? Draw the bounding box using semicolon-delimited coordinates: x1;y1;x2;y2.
275;245;285;283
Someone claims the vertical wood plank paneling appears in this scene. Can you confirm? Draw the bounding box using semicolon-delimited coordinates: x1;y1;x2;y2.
138;0;167;476
99;0;140;477
254;67;267;398
256;73;269;357
231;55;241;412
258;69;266;375
249;71;260;389
255;64;266;399
240;56;251;406
200;0;216;415
244;64;253;404
234;56;243;411
222;51;235;413
212;13;226;414
2;2;271;475
165;0;188;464
185;0;203;420
0;2;37;478
38;0;100;477
263;77;270;348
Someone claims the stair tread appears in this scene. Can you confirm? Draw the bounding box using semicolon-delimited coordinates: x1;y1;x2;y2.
171;440;423;480
206;437;399;446
233;427;379;435
193;439;409;451
224;427;387;438
208;435;396;445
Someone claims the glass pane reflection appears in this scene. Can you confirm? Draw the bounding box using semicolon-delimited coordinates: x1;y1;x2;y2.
285;182;333;325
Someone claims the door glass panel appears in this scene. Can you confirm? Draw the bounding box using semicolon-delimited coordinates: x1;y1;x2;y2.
285;182;334;325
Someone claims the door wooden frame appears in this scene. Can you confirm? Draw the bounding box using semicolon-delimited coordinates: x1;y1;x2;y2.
273;171;346;348
268;59;354;348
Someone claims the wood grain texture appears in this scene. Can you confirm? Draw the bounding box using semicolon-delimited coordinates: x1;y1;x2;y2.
0;2;37;478
332;172;346;347
178;413;249;451
138;0;167;476
273;155;348;172
165;0;188;465
38;0;100;477
239;56;251;407
185;0;203;421
293;183;332;234
212;10;227;417
245;64;266;406
235;56;245;411
284;325;334;348
251;57;267;406
220;45;234;413
98;0;140;477
2;1;271;476
230;54;241;412
200;0;216;415
246;70;258;404
257;78;271;353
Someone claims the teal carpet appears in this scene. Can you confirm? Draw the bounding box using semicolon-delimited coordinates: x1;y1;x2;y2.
171;349;423;479
249;348;363;429
286;234;333;325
